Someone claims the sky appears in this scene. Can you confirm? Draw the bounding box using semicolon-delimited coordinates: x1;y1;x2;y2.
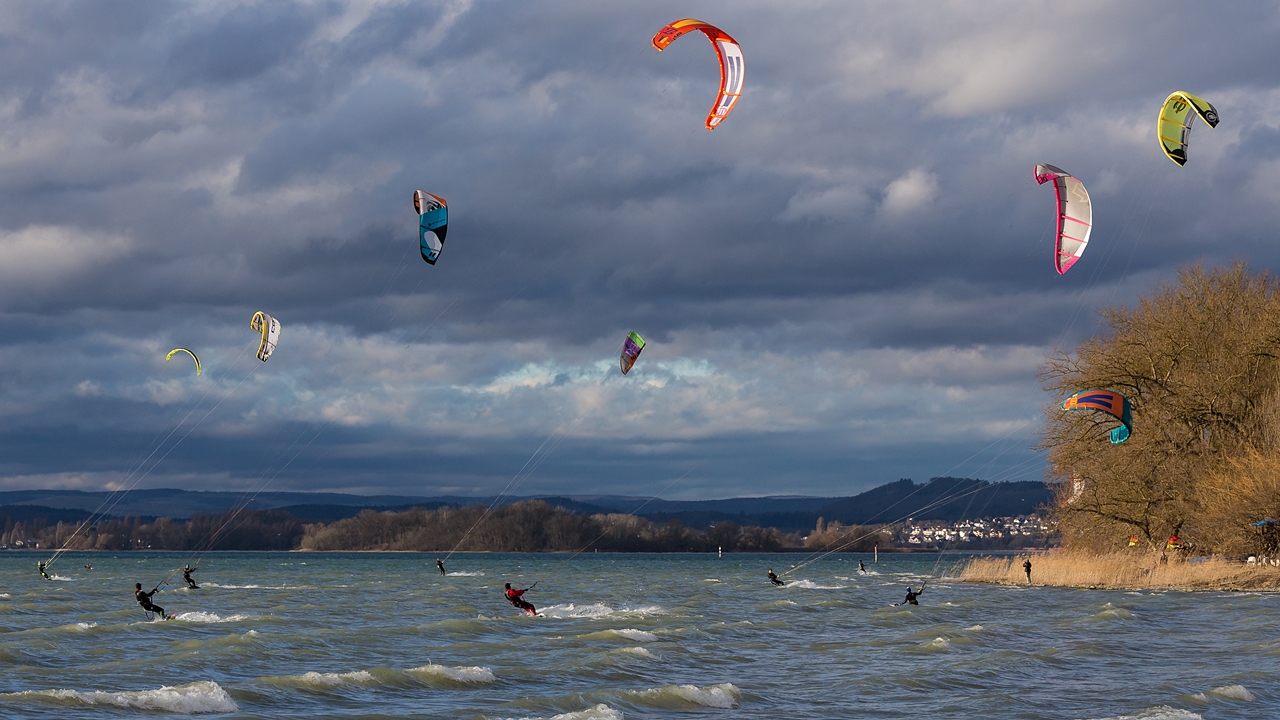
0;0;1278;500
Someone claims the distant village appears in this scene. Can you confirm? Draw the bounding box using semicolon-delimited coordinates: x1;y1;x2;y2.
896;515;1055;549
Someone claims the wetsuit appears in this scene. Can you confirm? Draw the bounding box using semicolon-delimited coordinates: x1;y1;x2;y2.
505;587;536;614
1023;559;1032;583
183;567;199;589
436;560;446;576
859;561;866;573
136;587;167;618
37;563;50;580
768;570;784;586
903;586;923;606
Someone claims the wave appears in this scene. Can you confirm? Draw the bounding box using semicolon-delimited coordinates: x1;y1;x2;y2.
261;670;377;689
612;646;656;659
1193;685;1256;702
202;583;302;590
172;611;253;623
516;704;624;720
538;603;663;619
405;664;495;684
1086;707;1202;720
2;680;238;713
919;637;950;651
625;683;740;709
963;624;983;632
1089;603;1134;621
580;628;657;642
702;578;721;582
786;580;848;590
47;574;74;581
446;571;484;576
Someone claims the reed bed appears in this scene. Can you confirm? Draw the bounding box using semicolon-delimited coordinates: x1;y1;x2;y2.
955;549;1280;591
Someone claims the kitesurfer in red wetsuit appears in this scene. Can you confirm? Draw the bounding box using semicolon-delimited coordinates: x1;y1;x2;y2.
504;582;537;615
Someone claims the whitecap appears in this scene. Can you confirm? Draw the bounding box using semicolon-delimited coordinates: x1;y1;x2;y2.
611;628;657;642
627;683;740;709
48;574;74;582
1085;707;1202;720
406;664;495;683
172;611;252;623
3;680;238;713
614;646;656;659
515;704;624;720
786;580;847;590
263;670;377;689
0;593;9;598
702;578;721;583
963;624;983;631
1206;685;1255;701
921;637;950;650
72;622;97;631
538;603;615;619
446;571;484;576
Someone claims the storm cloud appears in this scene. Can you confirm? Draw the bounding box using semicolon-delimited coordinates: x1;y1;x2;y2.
0;1;1277;498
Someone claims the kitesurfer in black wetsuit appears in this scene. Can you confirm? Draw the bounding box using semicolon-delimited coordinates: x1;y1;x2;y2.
901;583;924;606
767;568;784;586
37;561;50;580
858;560;867;574
135;583;169;619
504;583;537;615
182;565;199;589
436;559;446;576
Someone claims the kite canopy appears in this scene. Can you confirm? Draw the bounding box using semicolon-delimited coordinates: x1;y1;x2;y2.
165;348;201;376
414;190;449;265
1062;389;1132;444
651;19;743;130
1034;164;1092;275
250;312;280;362
1158;91;1219;166
620;331;646;375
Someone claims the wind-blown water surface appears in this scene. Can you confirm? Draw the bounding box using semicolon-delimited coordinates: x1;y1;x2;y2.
0;552;1275;718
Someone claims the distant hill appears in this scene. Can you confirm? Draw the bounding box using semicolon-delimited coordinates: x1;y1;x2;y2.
815;478;1053;525
0;478;1051;531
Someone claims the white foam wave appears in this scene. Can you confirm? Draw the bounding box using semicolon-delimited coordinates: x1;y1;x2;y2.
516;704;624;720
702;578;721;582
1206;685;1255;701
3;680;238;713
173;611;252;623
202;583;300;590
615;646;656;659
964;624;983;631
921;637;950;650
0;593;9;598
267;670;376;689
787;580;847;590
446;571;484;576
538;603;615;619
48;574;74;581
1091;603;1134;621
1086;707;1201;720
628;683;740;709
613;628;657;642
72;622;97;631
406;664;495;683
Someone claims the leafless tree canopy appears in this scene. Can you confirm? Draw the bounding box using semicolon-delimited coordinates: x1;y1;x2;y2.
1043;263;1280;552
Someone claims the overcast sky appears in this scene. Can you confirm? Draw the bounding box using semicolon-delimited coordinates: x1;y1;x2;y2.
0;1;1276;499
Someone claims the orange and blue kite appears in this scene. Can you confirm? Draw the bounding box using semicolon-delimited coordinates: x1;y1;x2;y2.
1062;389;1132;444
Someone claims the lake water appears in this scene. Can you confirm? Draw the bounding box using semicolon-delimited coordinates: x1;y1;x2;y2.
0;551;1275;719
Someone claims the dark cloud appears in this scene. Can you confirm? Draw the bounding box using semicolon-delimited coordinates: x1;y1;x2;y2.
0;0;1277;499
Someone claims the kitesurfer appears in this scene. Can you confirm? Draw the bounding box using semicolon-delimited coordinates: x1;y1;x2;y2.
504;582;537;615
37;561;50;580
767;568;784;586
135;583;169;619
1023;558;1032;584
84;564;93;570
901;583;925;606
182;565;199;589
436;559;446;576
859;560;867;574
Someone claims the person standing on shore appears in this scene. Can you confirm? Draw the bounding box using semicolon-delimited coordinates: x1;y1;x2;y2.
1023;558;1032;584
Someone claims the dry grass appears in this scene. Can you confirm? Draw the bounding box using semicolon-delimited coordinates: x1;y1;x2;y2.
956;549;1280;591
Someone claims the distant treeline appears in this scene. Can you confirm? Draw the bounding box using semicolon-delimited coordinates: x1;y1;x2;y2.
1;510;303;551
1;500;895;553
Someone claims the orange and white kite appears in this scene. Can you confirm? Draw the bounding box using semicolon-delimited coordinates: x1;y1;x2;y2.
651;19;743;130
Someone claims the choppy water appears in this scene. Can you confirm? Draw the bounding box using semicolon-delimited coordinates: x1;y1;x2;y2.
0;551;1277;718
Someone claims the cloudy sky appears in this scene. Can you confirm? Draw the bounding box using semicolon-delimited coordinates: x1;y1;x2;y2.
0;0;1276;499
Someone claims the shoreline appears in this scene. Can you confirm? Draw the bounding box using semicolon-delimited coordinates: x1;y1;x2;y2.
954;549;1280;592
